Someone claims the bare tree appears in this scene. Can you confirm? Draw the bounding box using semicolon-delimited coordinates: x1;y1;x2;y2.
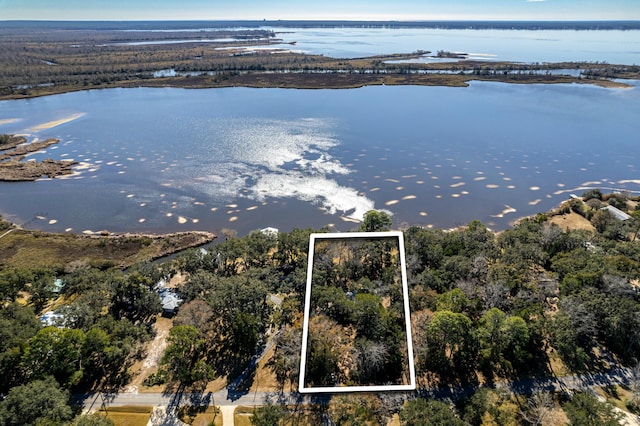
484;281;510;311
269;326;301;390
520;391;557;426
355;339;388;380
173;299;214;335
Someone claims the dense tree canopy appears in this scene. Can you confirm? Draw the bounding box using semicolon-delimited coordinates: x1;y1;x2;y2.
0;377;74;426
1;195;639;422
400;398;465;426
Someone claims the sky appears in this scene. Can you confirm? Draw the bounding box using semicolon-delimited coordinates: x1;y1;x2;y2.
1;0;639;21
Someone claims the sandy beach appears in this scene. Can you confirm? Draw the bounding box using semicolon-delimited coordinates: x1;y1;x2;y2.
28;113;86;132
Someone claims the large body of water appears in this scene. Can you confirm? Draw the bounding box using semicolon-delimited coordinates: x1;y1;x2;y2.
267;27;640;64
1;27;639;236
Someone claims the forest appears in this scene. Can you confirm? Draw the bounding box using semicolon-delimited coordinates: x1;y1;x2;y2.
1;25;639;100
302;233;413;390
0;189;640;425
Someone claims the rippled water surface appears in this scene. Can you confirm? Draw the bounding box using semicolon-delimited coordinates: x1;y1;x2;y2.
1;81;639;235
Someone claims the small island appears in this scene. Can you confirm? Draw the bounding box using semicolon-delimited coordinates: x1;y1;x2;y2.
0;134;77;181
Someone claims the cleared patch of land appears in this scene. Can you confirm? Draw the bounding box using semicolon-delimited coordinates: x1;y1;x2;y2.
178;406;222;426
99;406;153;426
549;211;596;232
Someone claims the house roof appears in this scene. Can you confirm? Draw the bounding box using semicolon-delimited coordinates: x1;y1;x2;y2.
161;292;183;311
40;311;64;326
601;205;631;221
260;227;279;236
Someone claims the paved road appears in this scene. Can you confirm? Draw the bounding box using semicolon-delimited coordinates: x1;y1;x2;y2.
79;366;635;411
81;389;304;411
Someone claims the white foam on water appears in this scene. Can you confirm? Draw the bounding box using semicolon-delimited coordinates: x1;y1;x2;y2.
251;173;374;222
492;205;517;218
183;117;377;222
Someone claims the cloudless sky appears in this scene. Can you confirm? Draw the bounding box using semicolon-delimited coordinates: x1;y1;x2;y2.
1;0;639;21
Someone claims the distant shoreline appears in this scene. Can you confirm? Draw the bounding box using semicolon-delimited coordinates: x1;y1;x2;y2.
1;22;638;100
2;19;640;31
1;64;636;101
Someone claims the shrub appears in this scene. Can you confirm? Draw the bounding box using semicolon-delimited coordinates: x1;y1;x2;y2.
143;368;169;386
582;189;603;201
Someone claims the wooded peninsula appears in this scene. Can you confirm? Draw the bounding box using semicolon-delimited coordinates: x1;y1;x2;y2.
1;23;639;101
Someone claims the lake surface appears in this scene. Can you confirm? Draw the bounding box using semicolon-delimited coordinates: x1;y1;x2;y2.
265;27;640;64
1;81;639;236
115;25;640;64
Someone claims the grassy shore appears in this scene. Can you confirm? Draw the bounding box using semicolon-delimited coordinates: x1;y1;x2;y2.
0;216;215;270
1;66;633;101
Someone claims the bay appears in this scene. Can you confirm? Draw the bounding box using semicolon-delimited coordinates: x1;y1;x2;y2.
266;27;640;63
1;80;639;236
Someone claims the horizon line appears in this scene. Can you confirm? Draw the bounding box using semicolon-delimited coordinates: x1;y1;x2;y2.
2;18;640;22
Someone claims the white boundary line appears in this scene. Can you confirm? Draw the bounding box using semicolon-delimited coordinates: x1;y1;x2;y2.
299;231;416;393
0;228;15;240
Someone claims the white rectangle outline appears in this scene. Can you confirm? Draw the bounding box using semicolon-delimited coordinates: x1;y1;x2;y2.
298;231;416;393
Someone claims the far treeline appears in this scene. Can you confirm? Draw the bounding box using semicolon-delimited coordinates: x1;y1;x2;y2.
1;25;639;99
1;189;640;425
2;20;640;30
